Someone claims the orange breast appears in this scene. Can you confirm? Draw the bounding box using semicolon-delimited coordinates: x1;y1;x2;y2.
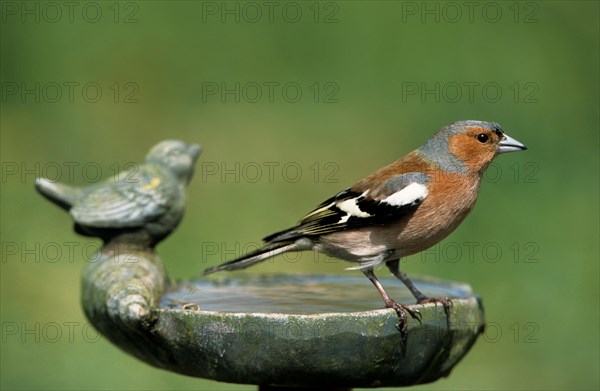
393;170;481;256
321;153;483;261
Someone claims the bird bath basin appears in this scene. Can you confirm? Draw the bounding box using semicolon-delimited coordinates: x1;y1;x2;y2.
82;242;484;389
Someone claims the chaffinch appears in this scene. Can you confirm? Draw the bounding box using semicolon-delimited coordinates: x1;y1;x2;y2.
204;120;527;332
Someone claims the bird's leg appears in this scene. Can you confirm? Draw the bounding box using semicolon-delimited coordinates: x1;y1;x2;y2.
386;259;428;302
387;259;452;313
362;268;421;337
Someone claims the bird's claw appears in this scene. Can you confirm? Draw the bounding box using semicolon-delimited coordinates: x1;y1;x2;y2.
417;296;453;316
385;299;421;333
383;299;420;354
410;307;422;321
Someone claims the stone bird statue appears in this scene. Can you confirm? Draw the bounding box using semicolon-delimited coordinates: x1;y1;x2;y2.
35;140;201;246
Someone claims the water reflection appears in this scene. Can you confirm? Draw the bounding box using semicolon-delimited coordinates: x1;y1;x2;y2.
160;275;472;314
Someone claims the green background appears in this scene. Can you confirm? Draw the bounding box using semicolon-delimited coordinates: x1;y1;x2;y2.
1;1;598;390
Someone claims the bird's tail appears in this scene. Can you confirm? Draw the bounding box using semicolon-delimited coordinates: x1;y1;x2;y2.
202;241;301;275
34;178;82;211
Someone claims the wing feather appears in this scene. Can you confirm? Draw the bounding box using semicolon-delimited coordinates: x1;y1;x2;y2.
264;173;429;242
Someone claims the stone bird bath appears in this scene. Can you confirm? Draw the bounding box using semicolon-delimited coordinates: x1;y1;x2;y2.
36;140;485;390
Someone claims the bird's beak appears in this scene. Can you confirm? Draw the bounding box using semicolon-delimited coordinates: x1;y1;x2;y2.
188;144;202;161
497;133;527;153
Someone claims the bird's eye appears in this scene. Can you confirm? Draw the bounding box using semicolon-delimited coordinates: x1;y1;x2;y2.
477;133;489;143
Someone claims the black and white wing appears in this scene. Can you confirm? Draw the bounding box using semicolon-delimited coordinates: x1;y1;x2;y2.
264;172;429;242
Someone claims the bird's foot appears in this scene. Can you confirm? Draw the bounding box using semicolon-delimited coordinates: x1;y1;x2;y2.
417;296;453;316
384;298;421;333
384;299;421;353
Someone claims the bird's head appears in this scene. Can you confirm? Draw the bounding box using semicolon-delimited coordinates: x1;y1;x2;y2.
419;120;527;174
146;140;202;183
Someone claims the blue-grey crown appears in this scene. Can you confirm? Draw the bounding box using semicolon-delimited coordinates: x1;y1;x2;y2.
417;120;501;174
